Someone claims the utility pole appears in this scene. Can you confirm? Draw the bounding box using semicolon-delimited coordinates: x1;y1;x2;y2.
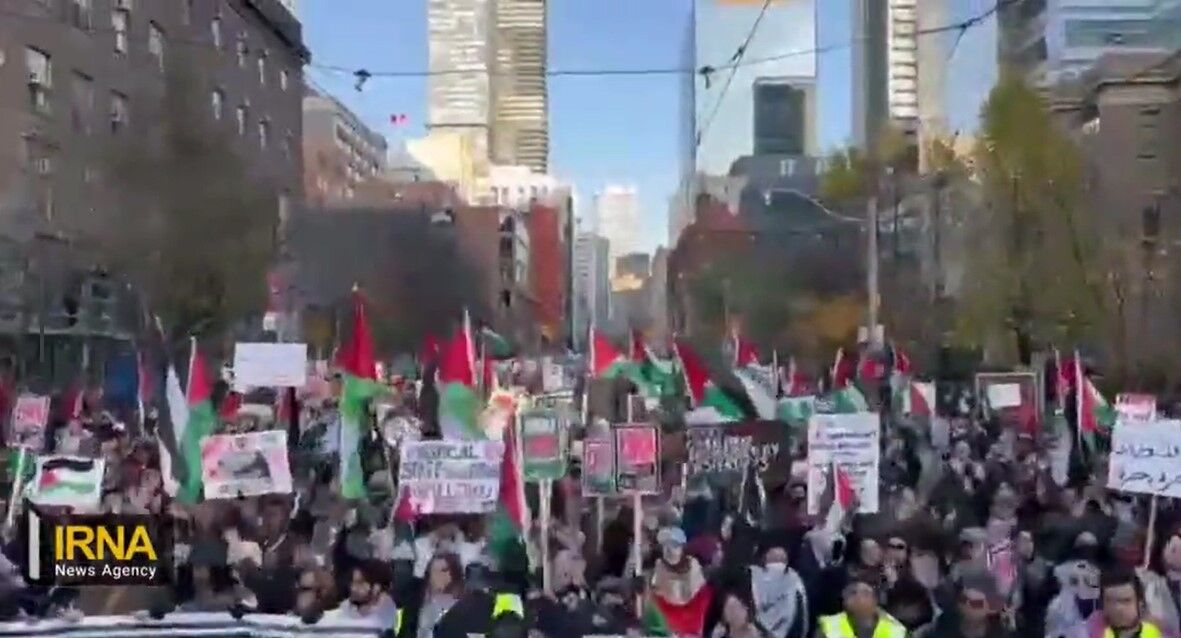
866;196;880;346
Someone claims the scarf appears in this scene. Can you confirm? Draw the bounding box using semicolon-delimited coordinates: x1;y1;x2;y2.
750;566;805;638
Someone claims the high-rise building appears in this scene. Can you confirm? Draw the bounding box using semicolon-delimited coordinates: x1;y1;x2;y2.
1002;0;1181;85
491;0;548;173
427;0;494;161
572;232;610;340
594;185;640;277
851;0;918;147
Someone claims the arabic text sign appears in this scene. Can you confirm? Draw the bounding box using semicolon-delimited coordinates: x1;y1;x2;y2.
201;430;293;499
1116;393;1156;424
233;343;308;388
520;409;566;481
806;413;881;514
10;394;50;450
1108;419;1181;497
685;420;791;487
398;440;504;513
614;424;660;494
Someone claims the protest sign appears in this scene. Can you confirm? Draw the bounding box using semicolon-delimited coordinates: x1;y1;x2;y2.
582;436;615;496
806;413;881;514
28;456;104;509
685;420;792;488
520;409;566;481
9;394;49;451
233;343;308;388
976;371;1041;434
201;430;294;499
614;424;660;494
1116;393;1156;424
1108;419;1181;497
398;440;504;513
542;357;568;392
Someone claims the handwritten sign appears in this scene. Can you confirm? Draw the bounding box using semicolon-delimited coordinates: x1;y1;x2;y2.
582;436;615;496
685;420;791;488
1116;393;1156;424
976;371;1041;434
398;440;504;513
233;342;308;389
9;394;50;451
614;424;660;494
1108;419;1181;497
520;409;566;481
806;413;881;514
201;430;294;499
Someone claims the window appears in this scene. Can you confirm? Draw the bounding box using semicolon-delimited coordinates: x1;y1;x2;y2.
258;119;269;149
71;72;94;134
148;22;165;72
753;80;806;156
211;88;224;120
211;17;222;49
236;104;247;136
22;138;54;176
236;38;248;67
110;91;129;134
25;48;52;114
1138;107;1160;160
68;0;91;30
279;68;289;91
112;9;129;55
182;0;193;25
257;50;267;85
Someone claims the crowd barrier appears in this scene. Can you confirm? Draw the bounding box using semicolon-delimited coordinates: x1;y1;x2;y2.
0;612;387;637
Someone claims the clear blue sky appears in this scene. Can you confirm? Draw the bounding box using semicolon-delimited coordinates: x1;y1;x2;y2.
301;1;851;253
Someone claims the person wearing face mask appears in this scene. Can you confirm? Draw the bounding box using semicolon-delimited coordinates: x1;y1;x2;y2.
647;527;713;637
742;546;808;638
1046;558;1103;638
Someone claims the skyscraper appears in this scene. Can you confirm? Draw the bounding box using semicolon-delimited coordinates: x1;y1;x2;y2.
425;0;548;174
491;0;549;173
851;0;921;147
595;185;641;277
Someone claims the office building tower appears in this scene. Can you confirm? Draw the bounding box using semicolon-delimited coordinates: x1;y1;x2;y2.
427;0;494;161
851;0;888;147
491;0;549;173
886;0;919;134
595;185;641;277
573;232;611;338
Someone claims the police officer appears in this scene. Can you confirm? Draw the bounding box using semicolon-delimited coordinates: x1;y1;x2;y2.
817;572;907;638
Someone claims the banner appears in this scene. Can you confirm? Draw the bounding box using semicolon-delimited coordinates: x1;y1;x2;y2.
0;612;392;636
233;343;308;388
806;413;881;514
9;394;50;450
582;436;615;496
614;424;660;494
1108;419;1181;497
520;409;566;481
200;430;293;499
398;440;504;513
975;371;1041;433
1116;393;1156;424
685;420;792;488
28;456;104;509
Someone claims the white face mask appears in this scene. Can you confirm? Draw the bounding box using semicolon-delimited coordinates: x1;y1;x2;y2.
765;562;787;574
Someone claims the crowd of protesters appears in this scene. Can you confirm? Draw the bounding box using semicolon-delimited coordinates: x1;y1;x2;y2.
0;360;1174;638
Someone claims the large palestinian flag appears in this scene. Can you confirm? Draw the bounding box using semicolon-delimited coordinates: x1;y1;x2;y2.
337;290;383;499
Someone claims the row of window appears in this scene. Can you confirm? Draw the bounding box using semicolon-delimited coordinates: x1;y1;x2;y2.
27;47;129;132
209;89;294;156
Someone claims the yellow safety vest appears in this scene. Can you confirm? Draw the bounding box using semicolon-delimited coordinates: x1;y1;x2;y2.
492;593;525;619
1104;621;1163;638
393;608;403;635
819;612;907;638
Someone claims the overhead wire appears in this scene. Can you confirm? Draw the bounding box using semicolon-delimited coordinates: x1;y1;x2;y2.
694;0;775;150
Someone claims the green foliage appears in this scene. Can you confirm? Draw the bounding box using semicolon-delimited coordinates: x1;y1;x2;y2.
91;57;278;341
955;71;1105;361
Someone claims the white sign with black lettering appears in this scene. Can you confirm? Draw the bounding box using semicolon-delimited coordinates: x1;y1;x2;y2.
806;413;881;514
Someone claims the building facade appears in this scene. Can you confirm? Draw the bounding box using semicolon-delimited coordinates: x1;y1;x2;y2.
572;232;610;343
303;87;388;205
594;185;640;277
475;164;563;209
490;0;548;173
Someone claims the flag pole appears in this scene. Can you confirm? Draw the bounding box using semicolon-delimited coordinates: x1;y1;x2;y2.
540;477;552;594
4;448;28;532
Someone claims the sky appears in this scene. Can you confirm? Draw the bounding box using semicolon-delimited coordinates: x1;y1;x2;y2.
301;0;851;254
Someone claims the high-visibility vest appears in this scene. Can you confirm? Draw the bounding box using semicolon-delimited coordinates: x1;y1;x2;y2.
818;612;907;638
1104;621;1163;638
393;608;403;635
492;593;525;619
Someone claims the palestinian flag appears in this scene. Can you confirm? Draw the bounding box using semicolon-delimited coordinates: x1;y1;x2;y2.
480;326;513;359
674;340;742;421
177;340;217;504
630;331;676;398
730;331;760;368
777;395;816;424
1074;351;1115;451
781;357;811;397
590;328;635;379
733;366;777;420
889;346;933;417
30;456;103;508
487;414;530;571
1053;349;1072;411
831;348;858;390
830;385;870;413
822;461;857;534
337;290;383;499
159;360;188;498
642;563;713;636
437;311;482;440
